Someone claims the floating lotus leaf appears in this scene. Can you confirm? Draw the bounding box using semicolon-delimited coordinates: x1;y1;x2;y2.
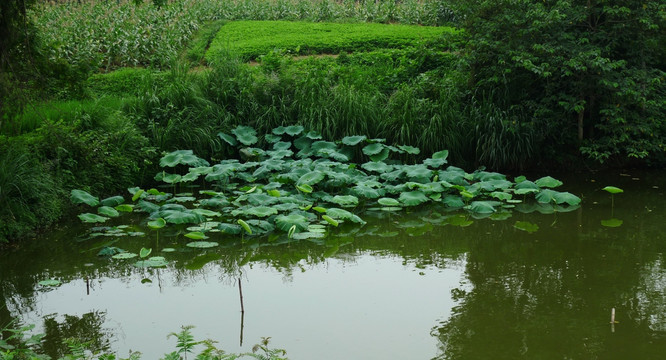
423;150;449;168
378;197;400;206
232;125;258;145
601;218;623;227
112;252;138;259
71;189;99;207
293;232;326;240
115;204;134;212
285;125;304;136
342;135;367;146
602;186;624;194
298;171;326;186
134;256;169;268
186;241;219;249
78;213;109;223
98;206;119;218
468;201;500;214
275;213;309;231
489;211;513;221
185;231;208;240
361;161;393;173
397;145;420;155
160;150;209;168
447;215;473;227
244;206;278;217
218;132;238;146
38;279;62;287
380;206;402;211
161;248;176;252
362;143;384;156
330;195;359;207
399;191;428;206
535;176;563;188
100;195;124;207
98;246;124;256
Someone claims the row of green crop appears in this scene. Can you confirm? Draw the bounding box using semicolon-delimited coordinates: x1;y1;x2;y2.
206;20;457;61
31;0;455;72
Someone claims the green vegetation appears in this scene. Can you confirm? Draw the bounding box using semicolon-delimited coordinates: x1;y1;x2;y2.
0;323;287;359
206;20;456;61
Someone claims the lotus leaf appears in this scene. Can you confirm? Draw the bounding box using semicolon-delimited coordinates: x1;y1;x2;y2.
447;215;474;227
264;133;281;143
514;221;539;233
244;206;278;217
232;125;258;145
535;176;563;188
38;279;62;287
134;256;169;268
78;213;109;223
361;162;393;173
514;175;527;183
423;150;449;168
342;135;367;146
272;141;291;151
378;197;400;206
160;150;210;168
293;232;326;240
351;185;382;199
139;247;152;258
162;173;182;184
552;191;581;206
490;191;513;201
97;247;124;256
468;201;500;214
322;215;338;227
161;209;205;224
168;196;196;203
362;143;384;156
199;197;230;208
367;148;388;162
185;231;208;240
192;209;222;217
536;189;559;204
298;171;326;186
218;132;238;146
397;145;420;155
305;131;322;140
218;223;242;234
181;172;200;182
285;125;304;136
404;165;432;181
399;191;428;206
71;189;99;207
237;219;252;235
602;186;624;194
275;213;309;231
162;248;176;252
112;252;138;259
296;183;313;193
330;195;359;207
272;126;287;135
100;196;124;207
115;204;134;212
246;219;275;233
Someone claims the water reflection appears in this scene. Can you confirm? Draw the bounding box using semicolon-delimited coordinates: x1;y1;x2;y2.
1;171;665;359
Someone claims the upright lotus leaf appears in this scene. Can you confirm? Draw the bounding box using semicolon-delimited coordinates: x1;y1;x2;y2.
161;209;206;224
232;125;258;146
97;206;119;218
138;200;160;214
397;145;420;155
181;172;200;183
380;169;405;182
139;247;152;258
245;206;278;217
362;143;384;156
305;131;322;140
442;195;465;208
602;186;624;194
192;209;222;217
101;196;124;207
78;213;109;223
275;213;309;231
514;180;540;195
378;197;400;206
399;191;429;206
162;173;182;184
264;133;281;143
326;208;365;224
490;191;513;201
351;185;382;199
330;195;359;207
535;189;558;204
423;150;449;168
535;176;563;188
318;149;349;162
474;171;506;181
404;165;433;182
322;215;339;227
71;189;99;207
514;221;539;233
267;149;293;159
159;150;209;168
247;193;279;206
205;163;238;181
298;171;326;186
246;219;275;234
342;135;367;146
237;219;252;235
218;132;238;146
272;126;287;135
514;175;527;183
285;125;304;136
552;191;582;206
468;201;500;214
218;223;242;234
361;161;393;173
273;141;292;151
148;218;166;229
296;183;313;193
369;148;390;162
115;204;134;213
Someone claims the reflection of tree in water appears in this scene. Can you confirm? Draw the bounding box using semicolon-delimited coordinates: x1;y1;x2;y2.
40;311;112;359
432;206;666;359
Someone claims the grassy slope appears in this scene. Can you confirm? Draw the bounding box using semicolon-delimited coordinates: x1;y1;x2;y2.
206;20;457;62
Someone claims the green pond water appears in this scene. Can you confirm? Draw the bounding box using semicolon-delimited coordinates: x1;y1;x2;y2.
1;170;665;359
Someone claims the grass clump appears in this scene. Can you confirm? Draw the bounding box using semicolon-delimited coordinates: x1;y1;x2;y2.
206;20;457;62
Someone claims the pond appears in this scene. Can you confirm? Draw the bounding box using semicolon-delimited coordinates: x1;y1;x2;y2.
1;170;665;359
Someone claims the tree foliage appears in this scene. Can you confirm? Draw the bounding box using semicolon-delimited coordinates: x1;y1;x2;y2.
454;0;666;164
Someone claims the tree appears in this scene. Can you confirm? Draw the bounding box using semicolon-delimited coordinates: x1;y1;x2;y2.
453;0;666;165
